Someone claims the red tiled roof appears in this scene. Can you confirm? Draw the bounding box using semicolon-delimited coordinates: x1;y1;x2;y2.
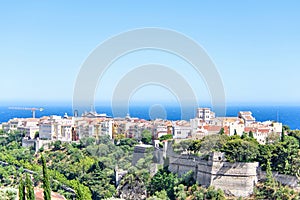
34;188;66;200
206;126;222;132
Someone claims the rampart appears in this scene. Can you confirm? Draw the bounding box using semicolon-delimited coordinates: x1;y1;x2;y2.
166;142;258;197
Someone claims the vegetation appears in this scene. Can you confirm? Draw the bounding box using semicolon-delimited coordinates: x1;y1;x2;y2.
25;174;35;200
41;154;51;200
18;177;25;200
158;134;173;141
173;130;300;176
0;128;299;200
148;168;225;200
141;130;152;145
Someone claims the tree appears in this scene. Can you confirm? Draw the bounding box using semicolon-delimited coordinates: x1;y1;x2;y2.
174;184;186;200
283;125;290;132
265;159;275;186
234;129;237;136
173;140;194;154
25;174;35;200
249;131;254;138
241;132;248;139
271;136;299;175
222;138;259;162
159;134;173;141
206;186;225;200
149;167;179;199
19;177;26;200
53;140;62;150
34;131;39;139
281;128;285;142
41;155;51;200
181;170;195;187
79;137;96;148
141;130;152;144
218;128;224;135
148;190;170;200
199;135;228;155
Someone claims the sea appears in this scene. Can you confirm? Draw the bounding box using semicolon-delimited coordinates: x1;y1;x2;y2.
0;105;300;130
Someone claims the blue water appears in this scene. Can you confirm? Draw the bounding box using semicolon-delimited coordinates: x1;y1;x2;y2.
0;105;299;130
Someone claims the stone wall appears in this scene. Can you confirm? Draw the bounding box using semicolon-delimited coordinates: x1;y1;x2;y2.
168;154;258;197
258;169;300;189
132;144;153;165
166;142;259;197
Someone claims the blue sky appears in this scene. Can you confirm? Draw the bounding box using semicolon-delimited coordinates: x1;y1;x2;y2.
0;1;299;106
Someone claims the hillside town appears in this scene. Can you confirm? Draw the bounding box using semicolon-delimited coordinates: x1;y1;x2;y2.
0;108;282;151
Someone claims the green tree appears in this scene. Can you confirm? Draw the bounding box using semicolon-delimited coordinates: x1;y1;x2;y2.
53;140;62;150
222;138;259;162
265;159;274;186
159;134;173;141
173;140;194;154
19;177;26;200
281;128;285;142
81;161;114;199
174;184;186;200
148;190;170;200
241;132;248;139
41;155;51;200
234;129;237;135
218;128;224;135
283;125;290;132
181;170;195;187
34;131;39;139
79;137;96;148
73;180;92;200
149;168;179;199
199;134;228;155
272;136;299;175
249;131;254;138
206;186;225;200
141;130;152;144
25;174;35;200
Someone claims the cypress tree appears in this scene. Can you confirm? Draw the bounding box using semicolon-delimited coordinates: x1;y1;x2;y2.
266;159;274;186
218;128;224;135
281;128;285;142
241;132;248;139
25;174;35;200
19;177;26;200
249;131;254;138
41;155;51;200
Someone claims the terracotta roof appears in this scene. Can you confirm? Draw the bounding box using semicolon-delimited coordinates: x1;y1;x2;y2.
34;188;66;200
207;126;222;132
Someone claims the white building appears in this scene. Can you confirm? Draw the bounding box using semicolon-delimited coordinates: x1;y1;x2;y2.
173;125;191;139
17;119;39;139
39;123;55;140
239;111;256;126
39;115;74;141
196;108;215;123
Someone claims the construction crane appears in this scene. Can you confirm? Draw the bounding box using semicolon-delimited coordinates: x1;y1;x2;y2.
8;107;44;118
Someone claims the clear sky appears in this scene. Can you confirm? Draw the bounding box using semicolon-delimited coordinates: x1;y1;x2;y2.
0;1;299;106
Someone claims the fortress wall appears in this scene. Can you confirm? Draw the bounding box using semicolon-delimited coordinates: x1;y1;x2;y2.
211;162;258;176
258;170;299;189
211;175;257;197
168;153;259;197
209;161;259;197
